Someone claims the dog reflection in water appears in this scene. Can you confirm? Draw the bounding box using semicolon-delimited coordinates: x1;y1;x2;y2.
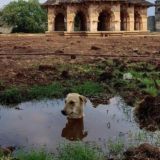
61;118;88;141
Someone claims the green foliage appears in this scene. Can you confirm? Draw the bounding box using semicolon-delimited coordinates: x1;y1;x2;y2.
0;87;23;104
1;0;47;33
72;81;103;96
56;142;104;160
107;139;125;156
0;82;65;104
28;82;65;99
143;86;158;97
15;150;54;160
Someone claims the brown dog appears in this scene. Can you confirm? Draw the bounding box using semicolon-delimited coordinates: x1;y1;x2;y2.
61;93;87;119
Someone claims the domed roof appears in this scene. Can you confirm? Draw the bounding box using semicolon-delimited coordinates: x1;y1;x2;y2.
42;0;154;7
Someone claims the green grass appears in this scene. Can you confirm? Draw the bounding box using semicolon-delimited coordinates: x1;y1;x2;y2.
56;142;104;160
0;82;65;105
107;139;125;156
0;81;105;105
15;150;54;160
72;81;104;96
143;86;159;97
0;142;105;160
0;87;23;104
28;82;64;99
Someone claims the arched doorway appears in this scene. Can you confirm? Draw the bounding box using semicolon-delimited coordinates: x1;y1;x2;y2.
121;11;130;31
134;12;142;30
97;11;113;31
55;13;66;31
74;12;87;31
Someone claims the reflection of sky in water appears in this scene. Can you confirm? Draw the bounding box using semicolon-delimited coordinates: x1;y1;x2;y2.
0;97;159;151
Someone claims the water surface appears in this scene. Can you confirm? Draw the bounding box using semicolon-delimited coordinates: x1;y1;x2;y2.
0;97;159;151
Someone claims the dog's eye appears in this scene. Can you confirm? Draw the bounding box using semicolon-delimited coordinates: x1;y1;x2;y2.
69;101;75;105
65;100;67;104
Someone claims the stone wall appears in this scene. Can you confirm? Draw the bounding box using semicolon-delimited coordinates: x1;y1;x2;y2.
47;2;148;32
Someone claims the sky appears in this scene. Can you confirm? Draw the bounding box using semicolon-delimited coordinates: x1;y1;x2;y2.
0;0;156;16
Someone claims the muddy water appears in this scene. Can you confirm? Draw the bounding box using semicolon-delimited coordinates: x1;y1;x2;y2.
0;97;159;151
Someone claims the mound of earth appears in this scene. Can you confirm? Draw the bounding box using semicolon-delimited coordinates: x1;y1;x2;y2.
124;143;160;160
135;96;160;131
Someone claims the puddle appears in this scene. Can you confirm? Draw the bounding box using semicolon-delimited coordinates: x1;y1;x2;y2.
0;97;159;151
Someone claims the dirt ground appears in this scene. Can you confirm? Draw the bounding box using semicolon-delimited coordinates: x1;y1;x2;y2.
0;34;160;88
124;143;160;160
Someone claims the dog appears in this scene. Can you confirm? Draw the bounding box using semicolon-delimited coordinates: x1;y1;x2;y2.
61;93;87;119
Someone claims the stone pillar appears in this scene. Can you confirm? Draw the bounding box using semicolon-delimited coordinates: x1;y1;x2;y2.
141;8;148;31
111;3;121;31
66;6;75;32
48;7;55;32
88;4;98;32
127;5;134;31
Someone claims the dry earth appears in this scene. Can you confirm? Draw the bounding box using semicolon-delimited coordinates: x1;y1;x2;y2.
0;34;160;87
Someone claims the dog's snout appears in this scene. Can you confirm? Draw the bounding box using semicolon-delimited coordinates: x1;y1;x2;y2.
61;110;67;116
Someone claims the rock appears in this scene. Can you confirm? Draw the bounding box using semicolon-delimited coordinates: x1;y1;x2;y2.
0;146;16;156
13;46;27;50
54;50;64;54
99;68;113;81
38;65;56;71
152;51;159;54
16;72;25;78
133;48;139;53
61;71;70;79
71;55;76;59
123;73;133;80
91;45;101;50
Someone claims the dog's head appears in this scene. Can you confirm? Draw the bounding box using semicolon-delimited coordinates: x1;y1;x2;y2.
61;93;87;119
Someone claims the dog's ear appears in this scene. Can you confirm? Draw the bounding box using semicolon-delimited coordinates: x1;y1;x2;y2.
79;95;87;104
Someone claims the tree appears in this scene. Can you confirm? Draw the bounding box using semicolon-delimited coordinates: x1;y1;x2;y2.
1;0;47;33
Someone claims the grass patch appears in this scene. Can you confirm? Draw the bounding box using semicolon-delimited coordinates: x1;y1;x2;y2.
143;86;159;97
56;142;104;160
28;82;64;99
0;82;65;105
72;81;104;96
107;139;125;156
15;150;54;160
0;87;23;104
0;81;105;105
0;142;105;160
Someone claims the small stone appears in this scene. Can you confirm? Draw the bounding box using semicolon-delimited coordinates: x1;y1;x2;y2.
38;65;56;71
54;50;64;54
123;73;133;80
91;45;101;50
61;71;70;79
71;55;76;59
